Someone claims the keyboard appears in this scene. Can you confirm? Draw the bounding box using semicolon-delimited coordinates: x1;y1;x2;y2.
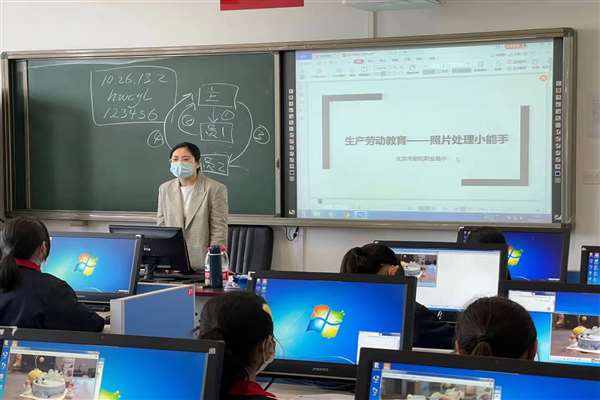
86;302;110;312
142;272;205;283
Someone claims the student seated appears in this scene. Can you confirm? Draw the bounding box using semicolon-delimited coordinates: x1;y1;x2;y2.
455;296;537;359
200;292;276;400
0;217;104;331
341;243;455;349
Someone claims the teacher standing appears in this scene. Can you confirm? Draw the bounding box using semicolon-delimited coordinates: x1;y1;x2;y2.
157;142;228;271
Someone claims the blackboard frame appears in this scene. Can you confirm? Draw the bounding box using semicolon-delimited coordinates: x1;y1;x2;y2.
1;28;576;229
3;51;281;217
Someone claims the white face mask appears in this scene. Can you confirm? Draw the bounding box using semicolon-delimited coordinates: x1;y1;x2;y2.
257;337;275;374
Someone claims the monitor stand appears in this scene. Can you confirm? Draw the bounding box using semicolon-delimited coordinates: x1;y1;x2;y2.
140;264;205;284
142;263;159;281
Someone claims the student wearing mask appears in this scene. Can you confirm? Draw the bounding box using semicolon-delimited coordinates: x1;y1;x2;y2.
200;292;276;400
0;217;104;331
455;296;537;359
157;142;228;270
341;243;455;349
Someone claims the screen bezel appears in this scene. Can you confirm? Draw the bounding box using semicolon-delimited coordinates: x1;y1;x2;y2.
356;348;599;400
108;224;193;274
48;232;142;303
0;327;223;400
458;225;571;282
580;245;600;285
249;270;417;380
375;240;508;318
284;33;574;227
500;280;600;297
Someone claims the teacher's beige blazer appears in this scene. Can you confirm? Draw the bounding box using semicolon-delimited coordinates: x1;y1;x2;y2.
157;175;228;270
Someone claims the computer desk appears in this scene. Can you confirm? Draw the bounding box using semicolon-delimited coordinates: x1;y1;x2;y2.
264;347;454;399
268;382;353;399
195;285;245;314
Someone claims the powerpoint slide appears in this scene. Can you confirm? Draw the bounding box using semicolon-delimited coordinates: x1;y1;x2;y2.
398;253;438;287
379;375;494;400
4;352;100;400
295;41;555;220
551;313;600;361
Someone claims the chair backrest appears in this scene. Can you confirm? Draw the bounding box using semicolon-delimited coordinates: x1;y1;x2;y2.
227;225;273;274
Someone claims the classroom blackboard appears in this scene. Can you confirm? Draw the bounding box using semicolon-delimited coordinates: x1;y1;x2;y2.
15;53;276;215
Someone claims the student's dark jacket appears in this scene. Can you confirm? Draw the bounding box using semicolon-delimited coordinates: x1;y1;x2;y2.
413;302;455;349
0;264;105;331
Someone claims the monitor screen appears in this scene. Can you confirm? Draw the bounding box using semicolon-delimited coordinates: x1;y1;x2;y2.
360;351;599;400
44;233;141;302
0;332;222;400
508;285;600;367
283;35;574;225
581;246;600;285
108;225;192;274
252;272;415;379
378;242;504;312
458;227;569;281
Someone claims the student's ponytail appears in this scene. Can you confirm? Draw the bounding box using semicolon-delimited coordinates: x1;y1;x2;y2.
0;217;50;292
0;252;20;292
202;327;249;400
468;336;495;357
456;297;537;359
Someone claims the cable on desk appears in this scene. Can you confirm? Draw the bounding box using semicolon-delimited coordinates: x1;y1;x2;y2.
263;377;276;391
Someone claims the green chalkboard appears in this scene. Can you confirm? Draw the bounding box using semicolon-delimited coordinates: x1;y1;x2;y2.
15;53;276;215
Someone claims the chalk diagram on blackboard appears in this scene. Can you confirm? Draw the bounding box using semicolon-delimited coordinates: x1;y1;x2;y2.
90;66;271;177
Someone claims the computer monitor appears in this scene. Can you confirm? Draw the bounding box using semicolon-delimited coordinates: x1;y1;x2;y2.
356;348;600;400
108;225;193;275
250;271;416;380
375;241;506;318
457;226;570;281
0;328;223;400
580;245;600;285
504;281;600;367
44;232;141;304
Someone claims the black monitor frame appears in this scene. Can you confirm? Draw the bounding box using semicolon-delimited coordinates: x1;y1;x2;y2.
580;245;600;285
0;327;223;400
108;225;193;275
356;348;599;400
48;232;142;304
499;280;600;297
457;225;571;282
249;270;417;380
375;240;508;320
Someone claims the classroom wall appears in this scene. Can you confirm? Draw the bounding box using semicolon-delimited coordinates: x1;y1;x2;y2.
2;1;599;273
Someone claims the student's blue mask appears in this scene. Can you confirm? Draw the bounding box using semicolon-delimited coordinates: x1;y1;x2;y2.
170;162;195;179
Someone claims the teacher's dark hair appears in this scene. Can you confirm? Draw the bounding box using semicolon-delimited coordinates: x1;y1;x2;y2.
456;296;537;359
0;217;50;291
340;243;399;274
200;292;273;399
170;142;201;164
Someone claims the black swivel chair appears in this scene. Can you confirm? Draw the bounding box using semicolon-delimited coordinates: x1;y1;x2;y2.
227;225;273;274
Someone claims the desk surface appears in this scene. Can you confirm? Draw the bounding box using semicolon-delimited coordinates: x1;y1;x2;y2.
269;382;354;400
195;285;245;297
